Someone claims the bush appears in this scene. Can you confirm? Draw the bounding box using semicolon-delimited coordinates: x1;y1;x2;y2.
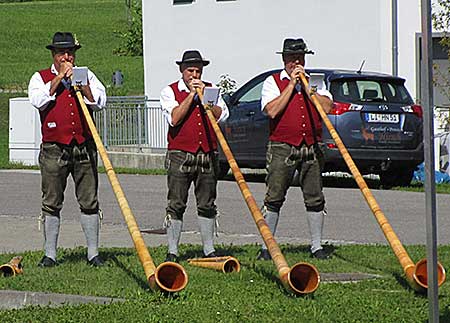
114;0;143;57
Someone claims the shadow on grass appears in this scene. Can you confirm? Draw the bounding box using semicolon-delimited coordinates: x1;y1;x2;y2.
329;246;386;272
280;244;336;259
439;305;450;322
109;252;149;291
59;248;135;265
331;247;423;293
60;248;150;290
420;296;450;322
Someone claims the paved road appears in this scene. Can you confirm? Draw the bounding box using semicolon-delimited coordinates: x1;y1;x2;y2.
0;170;449;253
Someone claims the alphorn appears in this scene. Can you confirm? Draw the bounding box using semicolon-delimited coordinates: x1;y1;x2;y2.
188;256;241;273
74;87;188;293
298;73;446;293
196;88;320;295
0;256;23;277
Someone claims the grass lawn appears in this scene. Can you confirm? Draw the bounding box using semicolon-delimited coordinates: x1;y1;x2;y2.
0;244;449;322
0;0;144;168
0;0;144;95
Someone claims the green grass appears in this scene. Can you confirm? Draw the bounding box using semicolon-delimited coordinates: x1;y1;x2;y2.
0;245;449;322
0;0;143;95
0;0;144;168
98;166;166;175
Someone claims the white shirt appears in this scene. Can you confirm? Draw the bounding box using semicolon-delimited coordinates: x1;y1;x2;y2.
28;64;107;111
261;69;333;112
160;79;229;127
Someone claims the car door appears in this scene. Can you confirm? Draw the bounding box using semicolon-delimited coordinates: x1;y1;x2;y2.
221;71;275;165
234;80;267;163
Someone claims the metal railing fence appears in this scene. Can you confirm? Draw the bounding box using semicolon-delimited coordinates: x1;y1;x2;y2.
93;96;168;150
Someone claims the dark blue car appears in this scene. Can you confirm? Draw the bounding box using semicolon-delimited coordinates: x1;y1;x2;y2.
219;69;424;187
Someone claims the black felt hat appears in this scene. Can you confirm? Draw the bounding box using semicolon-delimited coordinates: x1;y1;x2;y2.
276;38;314;55
176;50;210;66
46;32;81;51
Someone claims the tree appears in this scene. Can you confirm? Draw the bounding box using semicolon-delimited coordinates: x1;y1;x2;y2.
432;0;450;130
216;74;237;95
114;0;143;57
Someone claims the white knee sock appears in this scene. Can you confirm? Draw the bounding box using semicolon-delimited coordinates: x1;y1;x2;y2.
80;212;100;261
261;208;279;250
307;211;324;253
44;215;60;261
198;216;215;256
166;216;183;256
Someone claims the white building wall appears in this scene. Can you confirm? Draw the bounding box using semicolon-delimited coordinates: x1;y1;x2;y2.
142;0;424;100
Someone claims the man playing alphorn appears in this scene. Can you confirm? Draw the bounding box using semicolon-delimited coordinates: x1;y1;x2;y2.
28;32;106;267
160;50;229;262
258;38;333;260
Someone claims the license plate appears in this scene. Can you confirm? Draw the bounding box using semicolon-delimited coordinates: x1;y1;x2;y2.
365;113;399;123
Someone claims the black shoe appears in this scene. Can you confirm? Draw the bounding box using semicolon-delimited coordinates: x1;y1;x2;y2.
165;253;178;263
204;252;217;258
88;255;104;267
38;256;57;267
312;249;330;260
256;249;271;261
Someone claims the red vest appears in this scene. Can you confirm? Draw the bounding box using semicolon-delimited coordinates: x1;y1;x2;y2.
167;81;217;153
268;72;322;146
38;69;92;145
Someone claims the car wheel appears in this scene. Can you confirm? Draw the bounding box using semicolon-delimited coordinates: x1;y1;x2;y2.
217;162;230;179
380;167;415;188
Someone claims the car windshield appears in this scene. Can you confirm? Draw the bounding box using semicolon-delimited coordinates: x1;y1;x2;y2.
330;78;414;104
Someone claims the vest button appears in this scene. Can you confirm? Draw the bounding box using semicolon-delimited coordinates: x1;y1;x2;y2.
72;131;76;135
199;141;202;144
71;112;74;116
302;133;306;136
199;132;202;135
302;124;306;127
301;106;304;109
69;103;73;107
72;122;75;125
197;114;200;117
68;95;71;98
198;123;201;126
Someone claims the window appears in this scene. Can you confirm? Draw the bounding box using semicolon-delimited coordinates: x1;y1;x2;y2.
173;0;194;5
330;79;413;104
240;82;264;103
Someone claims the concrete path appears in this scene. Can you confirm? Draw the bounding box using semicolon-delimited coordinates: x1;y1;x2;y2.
1;170;449;254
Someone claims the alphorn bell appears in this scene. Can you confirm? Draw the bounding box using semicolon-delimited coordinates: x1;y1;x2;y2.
0;256;23;277
298;73;446;293
74;86;188;293
196;88;320;295
188;256;241;273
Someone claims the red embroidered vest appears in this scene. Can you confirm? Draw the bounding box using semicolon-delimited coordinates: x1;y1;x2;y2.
269;72;322;146
38;68;92;145
167;81;217;153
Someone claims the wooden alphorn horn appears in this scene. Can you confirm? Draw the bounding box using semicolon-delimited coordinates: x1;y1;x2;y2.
0;256;23;277
188;256;241;273
74;87;188;293
196;88;320;295
298;73;446;293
